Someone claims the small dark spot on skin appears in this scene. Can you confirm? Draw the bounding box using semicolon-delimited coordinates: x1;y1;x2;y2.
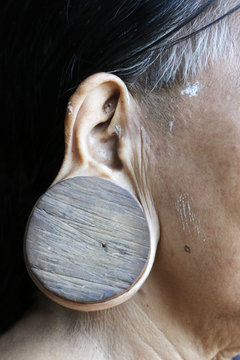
184;245;191;253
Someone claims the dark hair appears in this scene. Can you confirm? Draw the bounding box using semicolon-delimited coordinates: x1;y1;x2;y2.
1;0;240;333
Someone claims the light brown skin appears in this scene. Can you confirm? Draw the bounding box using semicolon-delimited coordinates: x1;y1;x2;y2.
1;36;240;360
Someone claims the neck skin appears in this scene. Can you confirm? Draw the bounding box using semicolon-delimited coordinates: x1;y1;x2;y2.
1;256;240;360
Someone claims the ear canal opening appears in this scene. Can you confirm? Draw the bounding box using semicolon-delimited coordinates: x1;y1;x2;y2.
110;133;123;170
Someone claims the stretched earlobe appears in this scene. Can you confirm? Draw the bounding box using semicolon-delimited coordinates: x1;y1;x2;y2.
24;176;151;311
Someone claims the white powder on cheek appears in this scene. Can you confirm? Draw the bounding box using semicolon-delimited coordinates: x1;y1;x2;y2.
180;81;202;98
176;194;189;232
176;194;205;241
169;120;174;135
67;101;73;115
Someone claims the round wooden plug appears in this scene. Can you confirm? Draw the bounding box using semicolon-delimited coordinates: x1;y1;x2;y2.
24;176;150;310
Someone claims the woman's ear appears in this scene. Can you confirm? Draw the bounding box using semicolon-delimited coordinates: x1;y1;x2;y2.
24;73;160;311
54;73;133;191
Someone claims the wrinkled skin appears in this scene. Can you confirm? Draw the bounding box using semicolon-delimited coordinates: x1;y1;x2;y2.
1;20;240;360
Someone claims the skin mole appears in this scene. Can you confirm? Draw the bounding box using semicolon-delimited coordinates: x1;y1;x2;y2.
184;245;191;253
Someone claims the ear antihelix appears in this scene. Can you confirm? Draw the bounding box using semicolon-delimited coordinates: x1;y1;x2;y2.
24;176;152;311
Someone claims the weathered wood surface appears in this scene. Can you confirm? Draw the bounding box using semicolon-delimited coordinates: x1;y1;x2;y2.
25;176;150;304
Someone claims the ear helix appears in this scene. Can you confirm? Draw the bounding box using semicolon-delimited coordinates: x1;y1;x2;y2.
24;176;151;311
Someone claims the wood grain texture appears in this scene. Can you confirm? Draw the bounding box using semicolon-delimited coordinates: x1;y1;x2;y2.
25;176;150;304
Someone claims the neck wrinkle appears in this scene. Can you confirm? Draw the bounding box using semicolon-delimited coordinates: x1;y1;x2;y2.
14;284;240;360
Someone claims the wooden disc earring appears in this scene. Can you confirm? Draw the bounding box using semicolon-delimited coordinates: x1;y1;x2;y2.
24;176;151;311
